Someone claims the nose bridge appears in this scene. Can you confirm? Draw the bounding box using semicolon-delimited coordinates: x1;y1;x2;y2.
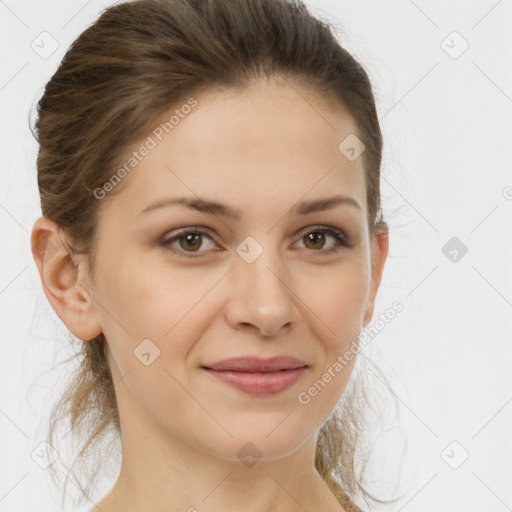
236;233;287;298
228;232;298;333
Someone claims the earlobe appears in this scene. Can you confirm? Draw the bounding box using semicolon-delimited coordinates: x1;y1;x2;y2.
30;216;103;341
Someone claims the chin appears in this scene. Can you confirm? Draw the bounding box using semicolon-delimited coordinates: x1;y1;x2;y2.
200;426;311;465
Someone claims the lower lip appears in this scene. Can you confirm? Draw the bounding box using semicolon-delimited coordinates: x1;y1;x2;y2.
202;367;307;396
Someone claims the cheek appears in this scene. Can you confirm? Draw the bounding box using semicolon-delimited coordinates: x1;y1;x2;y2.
297;260;368;408
305;259;370;346
96;248;212;335
94;254;222;387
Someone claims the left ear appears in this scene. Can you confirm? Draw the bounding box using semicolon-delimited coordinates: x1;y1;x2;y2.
362;222;389;327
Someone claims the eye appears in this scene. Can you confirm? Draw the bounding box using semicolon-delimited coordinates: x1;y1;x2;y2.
293;225;351;255
159;227;216;259
159;225;351;259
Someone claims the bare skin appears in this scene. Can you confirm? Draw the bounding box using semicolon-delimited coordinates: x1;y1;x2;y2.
31;76;388;512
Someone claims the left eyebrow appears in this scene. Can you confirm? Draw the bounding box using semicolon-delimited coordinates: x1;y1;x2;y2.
137;194;362;220
294;195;362;215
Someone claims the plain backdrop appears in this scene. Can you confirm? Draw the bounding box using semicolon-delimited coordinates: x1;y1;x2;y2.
1;0;511;511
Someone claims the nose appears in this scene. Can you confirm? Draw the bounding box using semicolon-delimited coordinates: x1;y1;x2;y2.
224;245;300;337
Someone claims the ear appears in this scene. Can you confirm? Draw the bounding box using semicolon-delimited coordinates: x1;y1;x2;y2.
30;216;103;340
362;222;389;327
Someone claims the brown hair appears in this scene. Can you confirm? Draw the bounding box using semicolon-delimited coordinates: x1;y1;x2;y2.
31;0;402;509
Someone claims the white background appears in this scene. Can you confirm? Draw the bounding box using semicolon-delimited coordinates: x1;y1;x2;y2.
1;0;511;510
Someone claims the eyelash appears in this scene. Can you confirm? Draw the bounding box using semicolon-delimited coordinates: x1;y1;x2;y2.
159;225;352;260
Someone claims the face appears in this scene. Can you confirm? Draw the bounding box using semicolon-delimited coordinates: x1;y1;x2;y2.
41;78;388;464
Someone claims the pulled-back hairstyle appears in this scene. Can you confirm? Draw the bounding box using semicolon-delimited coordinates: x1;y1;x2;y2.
31;0;402;509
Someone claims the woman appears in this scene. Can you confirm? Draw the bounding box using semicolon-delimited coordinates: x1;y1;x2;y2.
30;0;394;510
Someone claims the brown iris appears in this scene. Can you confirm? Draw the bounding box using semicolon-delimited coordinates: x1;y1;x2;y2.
179;233;203;252
303;232;326;250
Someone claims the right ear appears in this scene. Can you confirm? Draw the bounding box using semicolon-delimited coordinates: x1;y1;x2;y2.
30;216;103;341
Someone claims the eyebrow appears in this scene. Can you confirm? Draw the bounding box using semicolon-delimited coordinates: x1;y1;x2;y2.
138;194;362;220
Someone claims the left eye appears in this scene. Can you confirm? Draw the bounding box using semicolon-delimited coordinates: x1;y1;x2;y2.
159;226;350;259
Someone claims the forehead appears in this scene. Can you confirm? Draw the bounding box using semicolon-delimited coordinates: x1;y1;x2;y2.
102;78;367;221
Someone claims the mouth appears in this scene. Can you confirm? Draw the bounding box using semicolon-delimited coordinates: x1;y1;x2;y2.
201;356;308;396
202;356;308;373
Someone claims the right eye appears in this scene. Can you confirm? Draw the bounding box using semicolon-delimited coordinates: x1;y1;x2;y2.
159;227;218;259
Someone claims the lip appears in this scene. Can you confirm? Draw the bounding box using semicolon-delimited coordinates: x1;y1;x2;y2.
201;356;308;396
203;356;307;372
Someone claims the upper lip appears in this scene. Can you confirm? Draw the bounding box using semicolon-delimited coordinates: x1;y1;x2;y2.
202;356;308;373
